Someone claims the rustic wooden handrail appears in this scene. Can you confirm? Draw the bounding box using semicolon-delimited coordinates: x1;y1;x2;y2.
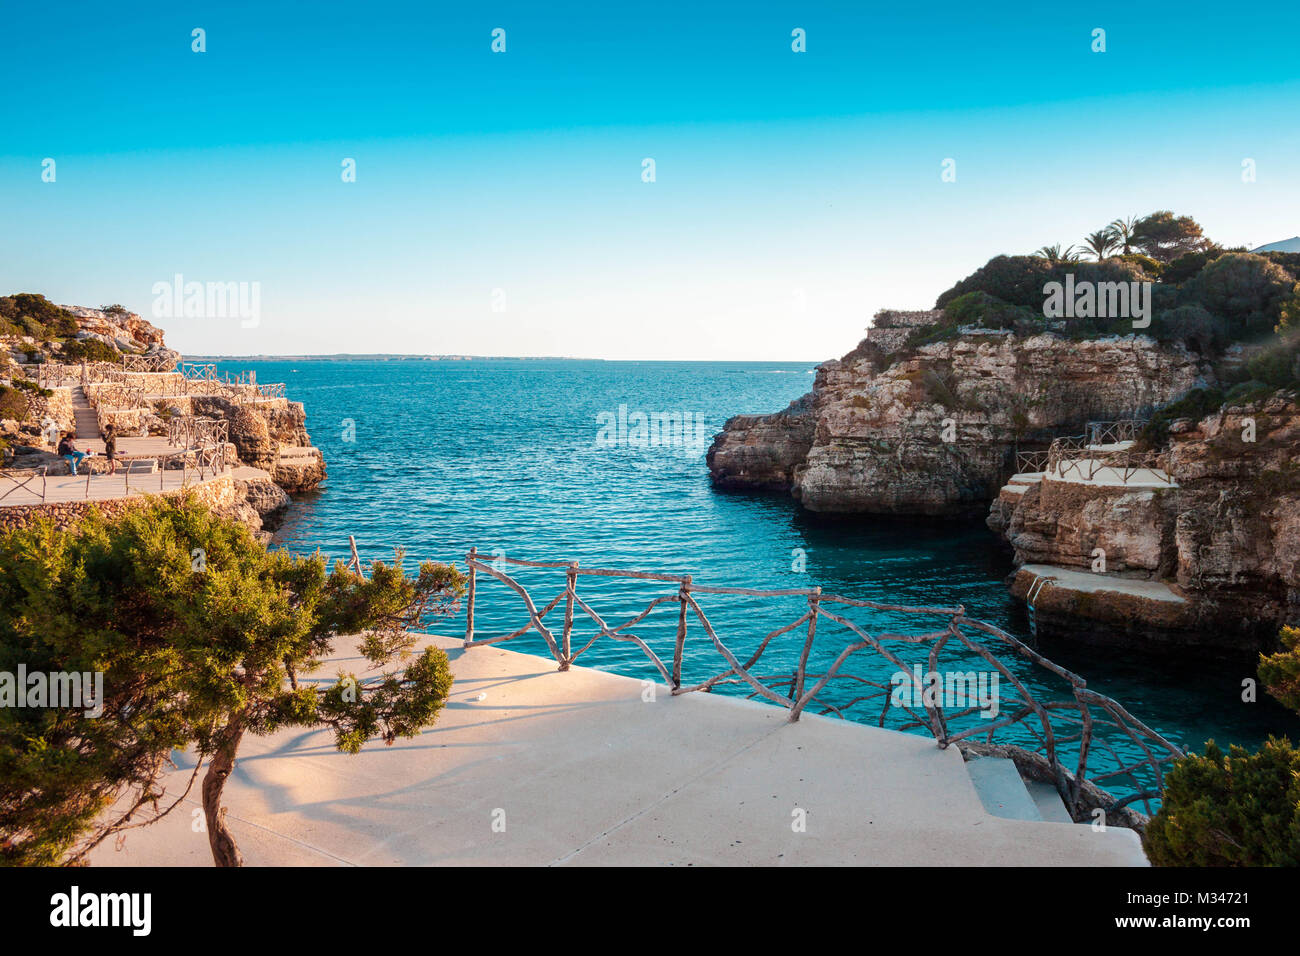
460;549;1185;824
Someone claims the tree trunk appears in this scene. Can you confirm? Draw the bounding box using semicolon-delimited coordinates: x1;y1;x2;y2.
201;719;246;867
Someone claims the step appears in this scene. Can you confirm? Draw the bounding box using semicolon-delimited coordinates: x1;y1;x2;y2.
1026;780;1075;824
965;755;1042;822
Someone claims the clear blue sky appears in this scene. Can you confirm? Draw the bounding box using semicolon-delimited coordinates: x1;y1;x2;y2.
2;1;1298;359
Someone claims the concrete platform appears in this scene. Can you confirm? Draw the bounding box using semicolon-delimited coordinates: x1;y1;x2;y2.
1019;564;1186;604
1046;462;1176;488
88;635;1148;867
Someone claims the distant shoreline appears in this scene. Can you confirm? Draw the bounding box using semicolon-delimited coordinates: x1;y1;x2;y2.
183;354;823;364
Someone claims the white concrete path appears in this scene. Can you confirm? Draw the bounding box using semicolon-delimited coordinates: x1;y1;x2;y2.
89;635;1148;867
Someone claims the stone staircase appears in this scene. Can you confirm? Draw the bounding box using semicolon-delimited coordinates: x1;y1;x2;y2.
965;754;1075;824
71;386;99;440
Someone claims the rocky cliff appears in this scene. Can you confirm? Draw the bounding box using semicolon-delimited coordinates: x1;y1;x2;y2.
708;318;1212;515
2;302;180;367
991;394;1300;653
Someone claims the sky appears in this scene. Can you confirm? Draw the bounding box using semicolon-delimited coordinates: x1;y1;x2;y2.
1;1;1298;360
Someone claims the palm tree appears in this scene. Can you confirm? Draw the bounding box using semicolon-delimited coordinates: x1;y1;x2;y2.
1082;229;1118;261
1034;243;1082;263
1108;216;1140;255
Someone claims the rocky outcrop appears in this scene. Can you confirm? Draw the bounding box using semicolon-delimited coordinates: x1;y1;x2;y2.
3;303;178;366
59;305;172;356
191;396;326;491
992;394;1300;653
707;394;815;492
709;322;1211;515
234;474;292;528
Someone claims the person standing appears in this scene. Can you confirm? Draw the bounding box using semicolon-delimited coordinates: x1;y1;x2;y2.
103;424;117;476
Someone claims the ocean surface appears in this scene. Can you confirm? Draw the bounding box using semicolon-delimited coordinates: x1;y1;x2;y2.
213;358;1299;804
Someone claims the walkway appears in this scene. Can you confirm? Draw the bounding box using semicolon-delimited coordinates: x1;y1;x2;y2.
88;635;1148;867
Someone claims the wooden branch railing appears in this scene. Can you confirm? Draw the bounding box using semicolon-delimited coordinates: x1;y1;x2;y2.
1014;449;1050;473
1046;419;1170;486
461;548;1184;825
121;354;178;373
0;467;47;503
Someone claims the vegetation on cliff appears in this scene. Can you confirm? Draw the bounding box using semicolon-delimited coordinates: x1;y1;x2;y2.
0;496;463;867
1144;628;1300;866
930;212;1300;363
0;294;80;341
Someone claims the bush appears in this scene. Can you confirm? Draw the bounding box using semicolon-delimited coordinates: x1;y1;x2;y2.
1162;250;1224;286
1186;253;1296;340
11;379;52;399
0;293;78;340
1260;626;1300;715
1113;252;1164;278
936;256;1053;310
1262;251;1300;281
1244;336;1300;389
60;338;120;363
1139;387;1225;448
0;386;29;421
1144;738;1300;866
1151;303;1228;354
0;496;465;866
937;255;1153;315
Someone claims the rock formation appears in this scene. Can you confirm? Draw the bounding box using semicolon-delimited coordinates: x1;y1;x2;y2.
992;394;1300;653
708;311;1212;515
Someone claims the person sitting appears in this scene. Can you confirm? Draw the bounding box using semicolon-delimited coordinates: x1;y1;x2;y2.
57;433;87;475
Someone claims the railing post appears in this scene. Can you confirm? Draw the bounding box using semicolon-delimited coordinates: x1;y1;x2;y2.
788;587;821;721
672;575;691;690
464;548;477;646
560;561;577;671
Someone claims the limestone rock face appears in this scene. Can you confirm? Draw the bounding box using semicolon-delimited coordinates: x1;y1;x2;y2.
59;305;167;352
706;394;815;492
992;395;1300;651
708;330;1210;515
189;396;325;493
234;474;292;525
227;405;274;469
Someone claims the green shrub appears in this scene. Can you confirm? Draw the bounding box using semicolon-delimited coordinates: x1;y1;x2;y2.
1162;249;1224;286
0;386;29;421
0;293;78;340
0;496;465;866
1144;738;1300;866
1262;251;1300;281
942;291;1033;329
1151;303;1228;354
936;255;1053;310
1260;626;1300;715
1244;337;1300;389
60;338;120;363
936;255;1155;313
1139;387;1225;448
1113;252;1164;278
1186;253;1296;340
11;379;52;399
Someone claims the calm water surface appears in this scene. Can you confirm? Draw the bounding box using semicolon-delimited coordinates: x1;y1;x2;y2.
212;359;1300;802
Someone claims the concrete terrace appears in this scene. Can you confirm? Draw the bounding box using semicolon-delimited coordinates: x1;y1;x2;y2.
1018;564;1186;604
89;635;1148;867
0;438;264;506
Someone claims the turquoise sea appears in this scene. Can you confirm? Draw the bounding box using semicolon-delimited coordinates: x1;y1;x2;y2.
213;358;1299;806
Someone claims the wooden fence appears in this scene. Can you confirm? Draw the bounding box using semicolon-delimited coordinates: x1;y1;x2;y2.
460;548;1184;824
